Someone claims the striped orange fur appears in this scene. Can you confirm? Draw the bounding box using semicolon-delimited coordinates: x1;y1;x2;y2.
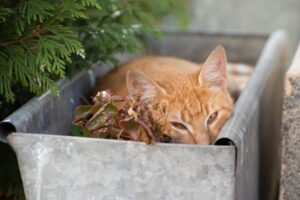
93;45;251;144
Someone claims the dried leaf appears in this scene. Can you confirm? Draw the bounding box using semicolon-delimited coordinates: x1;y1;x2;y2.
119;117;140;141
91;103;102;114
91;128;110;138
139;128;154;145
71;90;172;144
73;105;93;122
135;118;155;144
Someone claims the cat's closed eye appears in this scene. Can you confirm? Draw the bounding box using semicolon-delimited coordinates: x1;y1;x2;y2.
170;122;188;131
207;111;218;124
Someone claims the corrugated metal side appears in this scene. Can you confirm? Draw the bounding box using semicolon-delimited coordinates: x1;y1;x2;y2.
8;133;235;200
218;31;288;199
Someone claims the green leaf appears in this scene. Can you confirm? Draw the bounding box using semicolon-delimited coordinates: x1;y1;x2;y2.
103;103;118;113
68;125;83;136
82;126;91;137
85;113;108;131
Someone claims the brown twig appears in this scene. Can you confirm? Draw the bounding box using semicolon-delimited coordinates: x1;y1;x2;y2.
0;25;43;47
135;118;155;142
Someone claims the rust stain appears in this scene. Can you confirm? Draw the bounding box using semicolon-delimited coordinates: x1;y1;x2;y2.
284;77;292;97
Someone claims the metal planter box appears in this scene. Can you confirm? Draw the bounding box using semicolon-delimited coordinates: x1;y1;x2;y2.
0;30;287;200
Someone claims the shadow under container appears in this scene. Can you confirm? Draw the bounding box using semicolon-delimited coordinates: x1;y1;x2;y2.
0;30;287;200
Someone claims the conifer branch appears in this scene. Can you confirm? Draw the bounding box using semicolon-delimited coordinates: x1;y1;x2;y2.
0;0;187;105
0;25;43;47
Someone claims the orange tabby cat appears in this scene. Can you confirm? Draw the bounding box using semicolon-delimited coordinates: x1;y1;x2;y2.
93;45;234;144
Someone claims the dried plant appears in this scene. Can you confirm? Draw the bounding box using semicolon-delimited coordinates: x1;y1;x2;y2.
72;90;173;144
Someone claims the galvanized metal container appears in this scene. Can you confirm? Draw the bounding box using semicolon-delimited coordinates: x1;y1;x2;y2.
0;30;287;200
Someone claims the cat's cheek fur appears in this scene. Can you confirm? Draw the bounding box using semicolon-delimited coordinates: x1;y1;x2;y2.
166;129;193;144
164;127;198;144
208;111;232;142
168;129;182;141
149;101;169;126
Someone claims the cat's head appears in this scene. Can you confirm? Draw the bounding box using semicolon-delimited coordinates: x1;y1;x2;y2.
126;45;233;144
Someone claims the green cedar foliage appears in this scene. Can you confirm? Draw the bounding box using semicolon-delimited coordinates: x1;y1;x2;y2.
0;0;187;105
0;0;96;102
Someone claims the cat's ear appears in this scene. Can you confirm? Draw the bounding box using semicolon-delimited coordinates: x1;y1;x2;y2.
198;45;227;90
126;69;166;102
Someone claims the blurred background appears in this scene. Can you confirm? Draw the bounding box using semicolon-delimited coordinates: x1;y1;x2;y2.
179;0;300;61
